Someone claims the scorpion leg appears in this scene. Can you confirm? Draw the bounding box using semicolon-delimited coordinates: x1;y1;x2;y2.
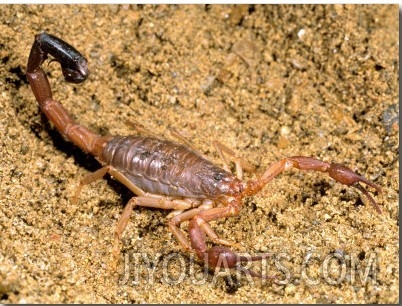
213;141;256;179
125;119;163;140
168;208;203;251
169;128;207;158
168;205;235;252
73;165;199;258
72;165;111;203
188;201;274;278
72;165;147;202
246;156;382;213
112;194;199;265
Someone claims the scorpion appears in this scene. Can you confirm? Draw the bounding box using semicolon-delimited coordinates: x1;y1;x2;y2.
26;32;382;278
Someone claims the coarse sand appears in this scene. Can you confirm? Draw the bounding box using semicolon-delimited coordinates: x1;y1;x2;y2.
0;4;398;303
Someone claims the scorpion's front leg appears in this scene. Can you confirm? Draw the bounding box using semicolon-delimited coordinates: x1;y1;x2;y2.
187;199;274;278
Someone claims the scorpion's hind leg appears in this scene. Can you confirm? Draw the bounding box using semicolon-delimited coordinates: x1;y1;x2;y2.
246;156;382;213
125;119;163;140
72;165;111;203
113;195;196;251
111;193;198;269
71;165;198;267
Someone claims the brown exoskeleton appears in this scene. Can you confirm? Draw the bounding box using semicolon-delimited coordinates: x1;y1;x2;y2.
26;32;382;278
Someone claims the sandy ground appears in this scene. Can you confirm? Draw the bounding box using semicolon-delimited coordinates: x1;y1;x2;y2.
0;4;399;303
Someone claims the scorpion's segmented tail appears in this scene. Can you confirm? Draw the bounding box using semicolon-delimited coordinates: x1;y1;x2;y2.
26;32;108;156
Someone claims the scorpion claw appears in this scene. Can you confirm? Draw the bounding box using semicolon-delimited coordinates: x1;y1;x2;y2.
205;246;275;279
328;163;381;191
353;183;383;214
328;163;382;213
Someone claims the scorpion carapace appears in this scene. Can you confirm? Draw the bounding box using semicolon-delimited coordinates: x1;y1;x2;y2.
26;32;382;278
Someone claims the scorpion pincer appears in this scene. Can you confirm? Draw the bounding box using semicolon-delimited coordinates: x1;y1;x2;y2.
26;32;382;278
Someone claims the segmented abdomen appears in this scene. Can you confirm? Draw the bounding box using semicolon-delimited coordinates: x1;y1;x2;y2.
101;136;234;199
